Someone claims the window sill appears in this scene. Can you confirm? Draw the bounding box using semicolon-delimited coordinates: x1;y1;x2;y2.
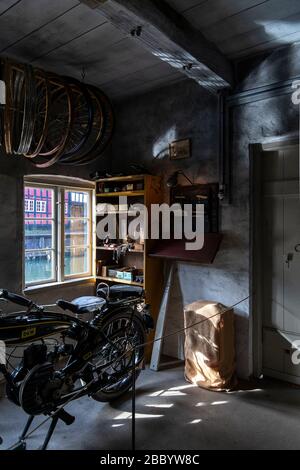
24;276;95;294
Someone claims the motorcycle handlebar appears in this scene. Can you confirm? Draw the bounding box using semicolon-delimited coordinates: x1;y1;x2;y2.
0;289;33;308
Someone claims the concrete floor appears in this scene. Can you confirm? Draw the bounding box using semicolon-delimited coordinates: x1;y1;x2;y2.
1;365;300;450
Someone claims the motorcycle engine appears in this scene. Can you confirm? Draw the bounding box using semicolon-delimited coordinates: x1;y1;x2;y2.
23;343;48;369
7;343;74;415
6;343;48;406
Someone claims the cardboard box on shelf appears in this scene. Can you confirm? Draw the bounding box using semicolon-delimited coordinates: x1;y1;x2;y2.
102;265;118;277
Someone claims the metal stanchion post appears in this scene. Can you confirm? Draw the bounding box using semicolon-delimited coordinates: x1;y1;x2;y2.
132;346;136;451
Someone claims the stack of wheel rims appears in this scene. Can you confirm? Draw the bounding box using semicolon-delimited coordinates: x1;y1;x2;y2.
2;60;114;167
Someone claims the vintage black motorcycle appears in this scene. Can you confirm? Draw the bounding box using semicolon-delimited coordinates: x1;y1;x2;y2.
0;283;152;449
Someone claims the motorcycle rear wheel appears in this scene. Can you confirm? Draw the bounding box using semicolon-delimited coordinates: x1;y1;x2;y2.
91;310;146;402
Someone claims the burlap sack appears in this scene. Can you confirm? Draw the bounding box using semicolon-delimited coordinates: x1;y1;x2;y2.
184;300;236;391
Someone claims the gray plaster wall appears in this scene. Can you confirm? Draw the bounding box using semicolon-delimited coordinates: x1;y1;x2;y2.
110;44;300;378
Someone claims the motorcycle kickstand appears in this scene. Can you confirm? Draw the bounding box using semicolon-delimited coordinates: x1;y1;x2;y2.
20;415;34;441
40;409;75;450
40;415;59;450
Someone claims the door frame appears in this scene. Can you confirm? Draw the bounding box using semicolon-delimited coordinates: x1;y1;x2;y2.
250;136;299;378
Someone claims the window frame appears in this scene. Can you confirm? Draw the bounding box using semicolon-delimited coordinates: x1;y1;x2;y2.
24;184;57;287
61;186;93;282
23;182;93;289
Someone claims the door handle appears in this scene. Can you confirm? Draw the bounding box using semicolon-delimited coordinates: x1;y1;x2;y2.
295;244;300;253
285;253;294;268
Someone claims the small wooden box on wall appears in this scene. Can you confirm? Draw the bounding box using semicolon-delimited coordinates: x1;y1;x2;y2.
149;183;222;264
170;182;219;233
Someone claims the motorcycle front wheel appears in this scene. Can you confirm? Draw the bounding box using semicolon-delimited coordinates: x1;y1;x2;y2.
91;310;146;402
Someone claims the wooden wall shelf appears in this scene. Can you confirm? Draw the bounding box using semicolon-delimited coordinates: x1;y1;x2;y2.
96;190;144;197
96;276;144;287
96;174;146;183
96;246;143;254
95;174;164;360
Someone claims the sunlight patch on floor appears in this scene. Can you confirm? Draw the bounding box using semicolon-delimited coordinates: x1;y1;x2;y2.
148;389;187;397
196;400;229;407
227;388;263;394
114;412;164;420
168;384;197;391
145;404;174;409
148;390;165;397
211;401;228;406
161;390;186;397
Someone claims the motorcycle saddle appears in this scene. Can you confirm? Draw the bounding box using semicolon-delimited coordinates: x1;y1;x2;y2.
56;296;106;314
97;284;144;302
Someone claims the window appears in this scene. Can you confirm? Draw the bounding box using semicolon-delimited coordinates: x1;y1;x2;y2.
36;200;47;213
64;190;90;278
24;184;92;287
25;199;34;212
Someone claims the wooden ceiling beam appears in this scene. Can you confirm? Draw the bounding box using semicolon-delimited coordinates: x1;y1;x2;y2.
80;0;234;93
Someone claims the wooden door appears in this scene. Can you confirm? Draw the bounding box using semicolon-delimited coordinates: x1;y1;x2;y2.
261;145;300;383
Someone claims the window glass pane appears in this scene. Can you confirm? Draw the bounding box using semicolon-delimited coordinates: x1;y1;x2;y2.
24;186;54;218
64;219;89;247
25;250;55;284
64;190;90;277
24;186;55;285
64;247;89;276
65;190;89;218
25;220;54;250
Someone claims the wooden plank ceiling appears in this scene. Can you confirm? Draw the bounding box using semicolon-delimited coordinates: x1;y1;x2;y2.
0;0;300;100
0;0;185;100
166;0;300;59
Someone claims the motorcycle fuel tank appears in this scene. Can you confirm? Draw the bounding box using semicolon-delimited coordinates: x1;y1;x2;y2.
0;311;72;345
